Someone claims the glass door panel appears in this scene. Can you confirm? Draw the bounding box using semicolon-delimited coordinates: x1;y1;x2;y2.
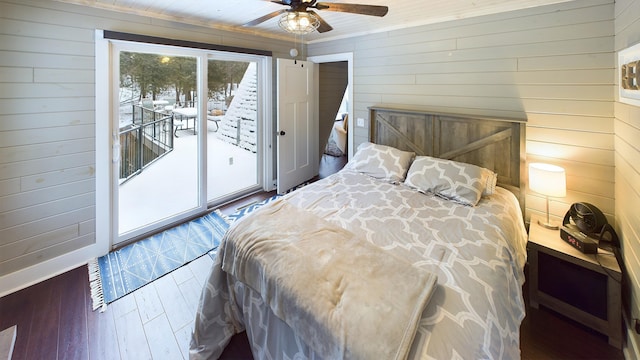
116;50;199;243
206;59;259;203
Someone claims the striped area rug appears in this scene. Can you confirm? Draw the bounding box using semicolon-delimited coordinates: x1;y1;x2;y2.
225;193;283;224
89;183;309;311
220;182;309;226
206;193;284;260
88;210;229;311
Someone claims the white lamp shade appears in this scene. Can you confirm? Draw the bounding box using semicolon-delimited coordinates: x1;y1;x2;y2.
529;163;566;197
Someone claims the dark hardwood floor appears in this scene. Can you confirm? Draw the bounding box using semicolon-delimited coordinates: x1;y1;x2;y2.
0;261;624;359
0;154;625;359
318;153;347;180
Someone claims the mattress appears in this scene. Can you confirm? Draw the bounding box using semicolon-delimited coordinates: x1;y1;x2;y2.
190;169;528;359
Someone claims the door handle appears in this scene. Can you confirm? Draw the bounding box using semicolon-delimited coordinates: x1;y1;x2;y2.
279;130;286;136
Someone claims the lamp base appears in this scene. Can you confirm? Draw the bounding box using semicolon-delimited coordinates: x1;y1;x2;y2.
538;219;559;230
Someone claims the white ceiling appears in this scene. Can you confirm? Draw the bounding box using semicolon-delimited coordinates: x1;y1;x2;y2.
56;0;576;43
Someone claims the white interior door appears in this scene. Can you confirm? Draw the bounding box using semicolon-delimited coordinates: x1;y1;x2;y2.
276;58;318;193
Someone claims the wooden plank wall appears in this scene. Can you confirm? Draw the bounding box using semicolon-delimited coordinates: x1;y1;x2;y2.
614;0;640;356
0;0;292;284
309;0;615;225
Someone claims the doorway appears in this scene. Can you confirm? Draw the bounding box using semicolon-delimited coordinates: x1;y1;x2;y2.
318;62;348;157
308;53;353;161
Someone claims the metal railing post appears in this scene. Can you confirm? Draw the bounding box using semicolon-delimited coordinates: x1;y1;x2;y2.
236;118;241;146
137;125;143;174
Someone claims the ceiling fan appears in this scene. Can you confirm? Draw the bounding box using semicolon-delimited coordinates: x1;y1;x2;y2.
244;0;389;34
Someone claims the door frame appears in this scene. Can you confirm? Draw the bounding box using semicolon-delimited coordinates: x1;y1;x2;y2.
307;52;354;159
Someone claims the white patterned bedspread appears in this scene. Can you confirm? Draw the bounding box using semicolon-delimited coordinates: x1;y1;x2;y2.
190;169;528;360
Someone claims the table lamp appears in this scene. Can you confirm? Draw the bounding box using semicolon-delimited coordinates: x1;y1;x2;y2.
529;163;566;230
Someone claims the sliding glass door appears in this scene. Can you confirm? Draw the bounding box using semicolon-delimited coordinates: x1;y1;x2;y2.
111;42;265;247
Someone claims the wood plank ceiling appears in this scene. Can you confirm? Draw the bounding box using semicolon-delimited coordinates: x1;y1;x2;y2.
54;0;576;43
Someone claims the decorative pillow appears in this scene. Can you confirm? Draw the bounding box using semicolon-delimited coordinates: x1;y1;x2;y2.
404;156;496;206
346;142;415;183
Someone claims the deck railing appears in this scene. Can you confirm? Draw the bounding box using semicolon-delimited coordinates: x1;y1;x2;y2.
119;105;175;183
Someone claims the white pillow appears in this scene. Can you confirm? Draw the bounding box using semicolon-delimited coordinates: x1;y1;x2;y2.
404;156;497;206
346;142;415;184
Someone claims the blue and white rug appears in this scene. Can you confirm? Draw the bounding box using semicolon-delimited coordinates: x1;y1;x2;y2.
225;193;283;223
205;193;284;260
88;210;229;311
221;182;309;225
89;184;307;311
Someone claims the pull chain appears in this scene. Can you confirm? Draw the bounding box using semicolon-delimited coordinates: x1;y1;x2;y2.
290;33;307;67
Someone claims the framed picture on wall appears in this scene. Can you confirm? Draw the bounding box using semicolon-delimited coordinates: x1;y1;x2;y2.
619;41;640;106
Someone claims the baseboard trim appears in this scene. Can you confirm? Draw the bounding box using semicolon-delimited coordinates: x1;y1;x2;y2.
0;244;104;298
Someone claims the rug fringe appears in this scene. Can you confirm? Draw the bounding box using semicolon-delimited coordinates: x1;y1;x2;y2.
214;208;232;224
87;258;107;313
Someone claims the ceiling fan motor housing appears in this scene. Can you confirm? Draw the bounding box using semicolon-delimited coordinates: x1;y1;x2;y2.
245;0;389;33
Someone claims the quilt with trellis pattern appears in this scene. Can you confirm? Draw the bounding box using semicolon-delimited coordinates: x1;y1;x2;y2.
191;169;528;360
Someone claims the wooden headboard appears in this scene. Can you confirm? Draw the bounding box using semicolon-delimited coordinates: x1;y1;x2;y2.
370;107;526;212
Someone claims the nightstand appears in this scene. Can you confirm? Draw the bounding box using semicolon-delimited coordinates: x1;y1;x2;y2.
527;214;622;348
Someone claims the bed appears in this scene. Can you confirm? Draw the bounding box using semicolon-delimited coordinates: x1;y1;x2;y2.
190;107;528;359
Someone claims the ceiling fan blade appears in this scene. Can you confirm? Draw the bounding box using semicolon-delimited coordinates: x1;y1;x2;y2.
315;2;388;17
270;0;291;5
244;9;288;27
308;10;333;33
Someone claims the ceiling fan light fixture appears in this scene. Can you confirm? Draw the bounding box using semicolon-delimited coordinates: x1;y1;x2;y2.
278;11;320;34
